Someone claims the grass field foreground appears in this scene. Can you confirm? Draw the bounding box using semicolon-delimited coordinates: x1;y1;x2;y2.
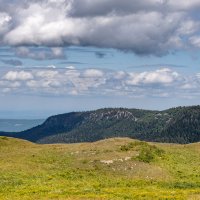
0;136;200;200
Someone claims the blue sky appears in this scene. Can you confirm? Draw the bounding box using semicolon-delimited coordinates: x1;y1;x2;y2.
1;0;200;118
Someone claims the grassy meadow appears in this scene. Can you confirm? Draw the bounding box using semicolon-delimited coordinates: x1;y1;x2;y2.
0;136;199;200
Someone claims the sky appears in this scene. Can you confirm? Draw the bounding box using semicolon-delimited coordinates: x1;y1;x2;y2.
1;0;200;118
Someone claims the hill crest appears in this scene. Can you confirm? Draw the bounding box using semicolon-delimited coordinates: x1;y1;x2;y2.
1;106;200;144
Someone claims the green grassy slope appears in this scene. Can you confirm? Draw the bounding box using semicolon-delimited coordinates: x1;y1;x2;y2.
0;136;199;200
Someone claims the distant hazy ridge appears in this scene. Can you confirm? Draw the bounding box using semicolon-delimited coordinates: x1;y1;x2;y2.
0;119;45;132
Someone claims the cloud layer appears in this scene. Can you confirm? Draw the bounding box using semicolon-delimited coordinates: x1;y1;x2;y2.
0;0;200;55
0;67;199;99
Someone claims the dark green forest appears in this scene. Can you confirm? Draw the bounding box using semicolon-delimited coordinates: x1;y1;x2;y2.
1;106;200;144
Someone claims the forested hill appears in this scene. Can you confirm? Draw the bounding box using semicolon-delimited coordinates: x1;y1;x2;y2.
1;106;200;144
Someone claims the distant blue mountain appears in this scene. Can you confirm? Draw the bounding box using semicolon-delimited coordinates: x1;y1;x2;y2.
0;119;45;132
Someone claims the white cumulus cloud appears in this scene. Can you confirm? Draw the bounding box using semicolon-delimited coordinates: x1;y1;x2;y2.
0;67;199;99
3;71;33;81
0;0;200;55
